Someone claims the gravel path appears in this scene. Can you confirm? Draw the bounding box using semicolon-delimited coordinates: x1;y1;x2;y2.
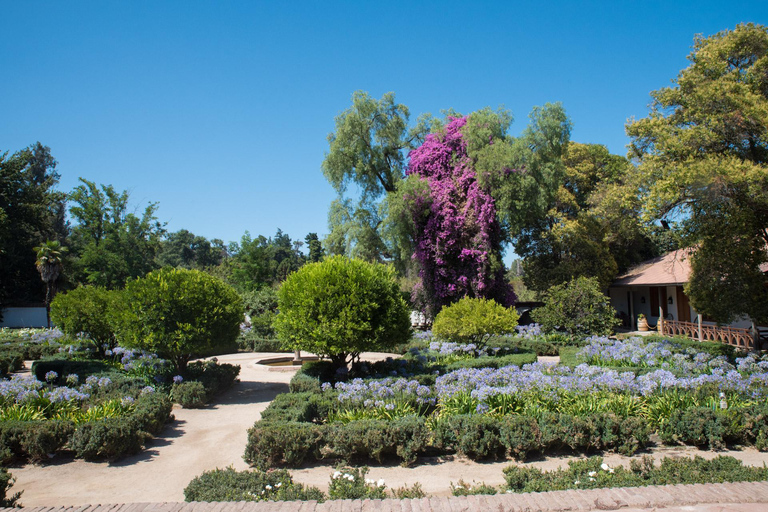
10;352;768;507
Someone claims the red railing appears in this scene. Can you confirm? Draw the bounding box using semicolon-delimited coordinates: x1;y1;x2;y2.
659;319;754;350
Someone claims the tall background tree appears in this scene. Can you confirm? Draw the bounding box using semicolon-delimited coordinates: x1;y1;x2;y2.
0;143;67;307
627;22;768;324
68;178;165;288
322;91;437;267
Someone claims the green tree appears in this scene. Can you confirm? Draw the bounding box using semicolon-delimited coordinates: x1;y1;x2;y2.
274;256;411;369
322;91;436;266
0;143;67;305
121;268;243;373
34;240;67;327
432;297;519;348
156;229;225;269
626;23;768;324
305;232;324;263
50;286;124;356
531;276;620;336
68;178;165;288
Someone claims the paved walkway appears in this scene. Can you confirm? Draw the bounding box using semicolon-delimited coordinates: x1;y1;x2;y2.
3;480;768;511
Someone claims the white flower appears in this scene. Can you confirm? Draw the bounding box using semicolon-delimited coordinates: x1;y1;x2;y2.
574;480;580;485
589;477;596;482
600;463;611;471
265;485;272;490
588;471;597;477
333;471;342;479
365;479;375;485
345;474;354;481
377;479;385;487
275;482;282;488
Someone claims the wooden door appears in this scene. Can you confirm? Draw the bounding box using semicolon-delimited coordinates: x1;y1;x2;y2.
676;286;691;323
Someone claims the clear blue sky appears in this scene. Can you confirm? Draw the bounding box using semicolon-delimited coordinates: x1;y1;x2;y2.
2;1;767;254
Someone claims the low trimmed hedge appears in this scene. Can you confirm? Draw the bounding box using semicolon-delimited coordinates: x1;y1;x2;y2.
0;392;172;463
503;454;768;493
0;353;24;377
184;467;325;502
243;410;651;469
172;360;241;408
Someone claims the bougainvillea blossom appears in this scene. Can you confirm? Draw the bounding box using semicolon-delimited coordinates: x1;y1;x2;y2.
406;117;514;315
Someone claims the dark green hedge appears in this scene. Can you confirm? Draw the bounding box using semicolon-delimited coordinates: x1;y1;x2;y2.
0;392;171;464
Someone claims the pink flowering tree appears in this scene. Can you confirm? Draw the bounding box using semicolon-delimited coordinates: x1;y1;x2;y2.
405;117;515;316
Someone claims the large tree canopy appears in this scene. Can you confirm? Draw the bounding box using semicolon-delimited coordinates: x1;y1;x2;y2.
0;143;67;305
322;91;437;267
68;178;165;289
627;23;768;324
400;116;514;315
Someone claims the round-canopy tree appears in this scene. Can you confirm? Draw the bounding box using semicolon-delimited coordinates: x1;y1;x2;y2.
531;276;620;336
432;297;519;349
120;268;243;373
50;285;123;357
274;255;411;369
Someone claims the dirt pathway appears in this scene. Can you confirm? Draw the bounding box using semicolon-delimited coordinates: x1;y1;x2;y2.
11;352;768;506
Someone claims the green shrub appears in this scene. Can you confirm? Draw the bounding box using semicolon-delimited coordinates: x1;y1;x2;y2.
50;286;124;356
260;392;320;423
432;297;519;348
70;418;148;460
660;407;729;450
0;353;23;377
171;381;207;408
0;421;74;464
20;420;74;461
130;392;173;435
0;467;21;508
288;372;322;394
121;268;243;373
184;467;325;502
451;480;498;496
532;277;620;336
499;415;542;461
31;359;116;384
433;415;505;460
244;422;324;470
391;482;426;499
502;455;768;493
444;351;537;371
274;256;411;369
325;416;429;466
240;287;280;339
184;360;241;400
328;466;387;500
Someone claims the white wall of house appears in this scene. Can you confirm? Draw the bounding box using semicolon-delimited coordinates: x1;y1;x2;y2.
0;307;48;328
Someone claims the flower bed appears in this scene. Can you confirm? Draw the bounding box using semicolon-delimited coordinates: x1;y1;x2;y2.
245;337;768;470
0;328;241;462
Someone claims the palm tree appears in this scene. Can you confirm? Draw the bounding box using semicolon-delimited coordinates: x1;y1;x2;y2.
34;240;66;328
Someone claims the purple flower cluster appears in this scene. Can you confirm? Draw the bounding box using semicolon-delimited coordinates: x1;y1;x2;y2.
515;323;542;339
332;377;434;408
436;360;768;403
577;336;746;375
406;116;514;315
0;375;90;405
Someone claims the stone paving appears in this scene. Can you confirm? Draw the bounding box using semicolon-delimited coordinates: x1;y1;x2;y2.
4;480;768;512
